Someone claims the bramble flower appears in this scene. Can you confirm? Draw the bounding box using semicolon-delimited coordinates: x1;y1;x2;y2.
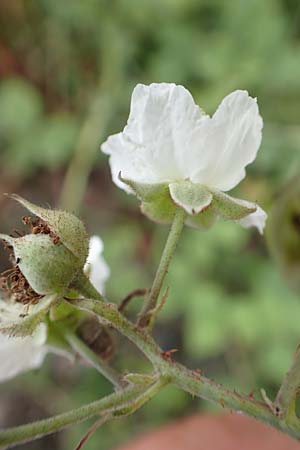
0;298;75;382
0;322;48;382
102;83;266;233
84;236;110;294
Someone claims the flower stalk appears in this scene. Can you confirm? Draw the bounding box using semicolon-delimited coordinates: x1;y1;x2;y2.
64;329;125;389
138;207;186;327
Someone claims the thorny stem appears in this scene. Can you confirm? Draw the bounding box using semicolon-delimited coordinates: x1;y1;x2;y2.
64;330;125;389
2;296;300;447
274;345;300;419
138;208;186;327
0;380;167;449
72;297;300;440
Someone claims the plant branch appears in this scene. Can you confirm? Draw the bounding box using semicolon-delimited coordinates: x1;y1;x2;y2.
64;329;126;389
0;379;167;449
73;376;168;450
138;208;186;327
71;297;300;439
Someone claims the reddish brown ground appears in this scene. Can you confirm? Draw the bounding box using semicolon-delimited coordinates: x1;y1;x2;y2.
116;413;300;450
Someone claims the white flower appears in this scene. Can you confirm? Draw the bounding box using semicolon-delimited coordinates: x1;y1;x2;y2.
0;323;48;382
0;296;74;382
101;83;266;233
84;236;110;294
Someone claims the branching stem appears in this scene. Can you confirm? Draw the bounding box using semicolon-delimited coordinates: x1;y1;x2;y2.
0;379;167;448
72;297;300;440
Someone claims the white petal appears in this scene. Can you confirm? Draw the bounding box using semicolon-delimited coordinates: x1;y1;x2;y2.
84;236;110;294
101;83;207;189
192;90;263;191
0;324;47;382
238;206;267;234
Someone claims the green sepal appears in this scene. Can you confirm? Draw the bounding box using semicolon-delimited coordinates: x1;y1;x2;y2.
169;181;213;215
120;175;177;224
209;189;256;220
8;194;89;265
0;233;81;295
119;176;257;229
119;175;169;202
186;206;218;230
141;190;177;224
0;294;58;337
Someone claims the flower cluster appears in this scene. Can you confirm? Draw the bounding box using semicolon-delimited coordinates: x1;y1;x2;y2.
0;82;267;383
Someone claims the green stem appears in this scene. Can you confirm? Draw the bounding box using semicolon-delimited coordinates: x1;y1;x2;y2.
0;385;145;448
71;271;105;301
64;330;125;389
138;208;186;327
274;345;300;418
72;297;300;439
112;376;169;417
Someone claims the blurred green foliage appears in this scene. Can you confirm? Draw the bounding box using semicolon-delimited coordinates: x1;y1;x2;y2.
1;0;300;449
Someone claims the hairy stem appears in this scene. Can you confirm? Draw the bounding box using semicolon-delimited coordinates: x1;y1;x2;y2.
72;297;300;439
138;208;186;327
64;330;125;389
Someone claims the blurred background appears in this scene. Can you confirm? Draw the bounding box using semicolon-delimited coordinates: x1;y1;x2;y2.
1;0;300;449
